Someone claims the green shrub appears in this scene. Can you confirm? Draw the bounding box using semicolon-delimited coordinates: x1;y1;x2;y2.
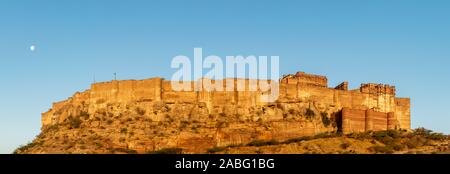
305;108;315;119
284;136;312;144
165;114;174;122
321;112;331;127
413;127;433;136
44;124;59;133
13;142;38;154
219;113;227;117
410;128;447;141
406;139;418;149
372;131;390;140
68;116;82;129
283;133;341;145
331;121;337;128
135;107;146;115
369;145;394;154
79;111;90;120
150;148;183;154
346;132;372;140
95;142;103;148
226;143;245;148
388;142;406;151
380;136;395;145
119;138;126;143
340;142;351;149
179;121;190;130
108;148;137;154
426;133;447;141
386;130;402;139
406;136;427;148
120;128;128;134
207;147;227;154
288;109;297;115
216;121;227;128
369;130;407;147
257;118;263;123
313;132;339;139
247;139;279;147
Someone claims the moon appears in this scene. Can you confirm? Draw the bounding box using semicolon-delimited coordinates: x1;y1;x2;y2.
30;45;36;52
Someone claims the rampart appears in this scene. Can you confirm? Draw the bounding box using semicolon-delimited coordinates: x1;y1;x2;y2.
42;71;411;135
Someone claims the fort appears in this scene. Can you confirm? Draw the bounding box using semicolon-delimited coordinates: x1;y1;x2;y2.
37;71;410;153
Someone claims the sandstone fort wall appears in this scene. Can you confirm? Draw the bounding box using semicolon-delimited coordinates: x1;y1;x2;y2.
42;72;411;137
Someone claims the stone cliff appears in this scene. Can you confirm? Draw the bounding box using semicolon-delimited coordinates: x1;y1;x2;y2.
19;71;410;154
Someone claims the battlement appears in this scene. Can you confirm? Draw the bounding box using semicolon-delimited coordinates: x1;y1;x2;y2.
360;83;396;95
281;71;328;88
334;82;349;91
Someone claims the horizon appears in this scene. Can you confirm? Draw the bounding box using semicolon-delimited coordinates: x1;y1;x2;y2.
1;0;449;153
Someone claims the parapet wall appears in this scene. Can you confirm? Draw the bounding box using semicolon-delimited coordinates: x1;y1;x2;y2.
334;82;348;91
281;72;328;88
87;78;277;106
90;78;162;104
360;83;396;95
296;72;328;87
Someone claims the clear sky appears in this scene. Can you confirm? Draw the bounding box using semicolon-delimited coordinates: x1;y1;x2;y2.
1;0;449;153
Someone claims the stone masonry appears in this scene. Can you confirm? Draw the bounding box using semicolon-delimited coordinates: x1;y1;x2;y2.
36;71;410;153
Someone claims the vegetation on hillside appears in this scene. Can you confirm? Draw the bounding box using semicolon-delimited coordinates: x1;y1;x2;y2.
14;126;448;154
206;128;449;154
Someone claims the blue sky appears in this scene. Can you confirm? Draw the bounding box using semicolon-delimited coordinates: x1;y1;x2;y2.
0;0;449;153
